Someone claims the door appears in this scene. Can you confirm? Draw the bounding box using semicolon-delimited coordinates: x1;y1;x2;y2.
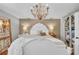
74;12;79;55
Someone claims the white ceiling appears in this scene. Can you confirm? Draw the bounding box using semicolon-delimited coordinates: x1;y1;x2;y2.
0;3;79;19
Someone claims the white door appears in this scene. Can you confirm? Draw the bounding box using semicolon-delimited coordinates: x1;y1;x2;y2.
74;12;79;55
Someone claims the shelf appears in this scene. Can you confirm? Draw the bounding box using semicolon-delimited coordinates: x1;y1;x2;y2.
0;46;9;55
65;15;75;47
0;36;10;40
0;18;12;55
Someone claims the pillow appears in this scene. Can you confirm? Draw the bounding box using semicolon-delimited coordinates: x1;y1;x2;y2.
49;32;56;38
39;31;46;36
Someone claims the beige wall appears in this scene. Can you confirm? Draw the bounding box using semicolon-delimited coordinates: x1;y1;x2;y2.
19;19;60;38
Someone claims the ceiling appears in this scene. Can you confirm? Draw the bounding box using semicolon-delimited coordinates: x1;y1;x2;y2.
0;3;79;19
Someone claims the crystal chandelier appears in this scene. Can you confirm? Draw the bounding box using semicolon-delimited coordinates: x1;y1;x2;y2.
31;3;49;20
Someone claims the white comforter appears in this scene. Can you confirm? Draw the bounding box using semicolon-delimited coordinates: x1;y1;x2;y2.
8;35;68;55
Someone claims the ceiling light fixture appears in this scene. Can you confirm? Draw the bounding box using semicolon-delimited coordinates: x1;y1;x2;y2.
31;3;49;20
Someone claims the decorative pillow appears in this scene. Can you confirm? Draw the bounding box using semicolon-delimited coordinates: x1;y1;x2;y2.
49;32;56;37
39;31;46;36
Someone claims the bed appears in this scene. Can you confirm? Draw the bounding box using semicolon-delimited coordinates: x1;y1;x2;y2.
8;23;69;55
8;34;69;55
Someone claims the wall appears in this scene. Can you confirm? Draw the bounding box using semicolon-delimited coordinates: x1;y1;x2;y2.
19;19;60;38
60;18;65;41
0;9;19;41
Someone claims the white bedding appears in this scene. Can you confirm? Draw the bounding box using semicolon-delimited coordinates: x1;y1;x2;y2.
8;35;68;55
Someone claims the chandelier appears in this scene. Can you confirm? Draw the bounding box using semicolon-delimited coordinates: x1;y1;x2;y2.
31;3;49;20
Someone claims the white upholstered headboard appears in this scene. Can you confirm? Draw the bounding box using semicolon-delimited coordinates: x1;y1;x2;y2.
30;23;49;35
